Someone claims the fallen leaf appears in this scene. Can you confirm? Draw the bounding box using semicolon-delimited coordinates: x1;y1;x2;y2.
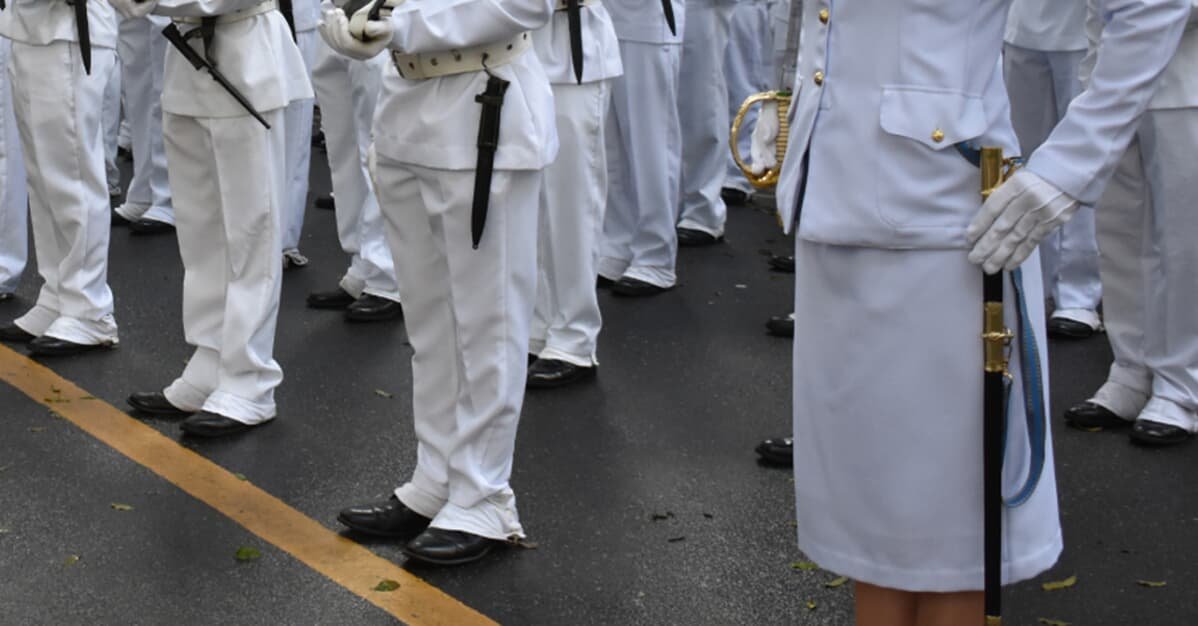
234;546;262;562
806;600;817;611
0;464;11;473
234;473;248;481
1038;619;1071;626
50;386;61;394
1081;426;1103;433
63;555;80;567
667;536;686;543
373;389;394;399
1136;580;1167;588
735;284;748;289
28;427;45;433
80;395;97;401
650;512;674;522
791;561;819;571
0;528;11;535
109;503;134;512
373;579;401;592
702;513;714;519
1041;575;1077;591
824;576;849;588
509;538;539;550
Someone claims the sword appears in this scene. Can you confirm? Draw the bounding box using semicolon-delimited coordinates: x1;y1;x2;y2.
66;0;92;75
661;0;676;37
160;23;272;129
566;0;584;84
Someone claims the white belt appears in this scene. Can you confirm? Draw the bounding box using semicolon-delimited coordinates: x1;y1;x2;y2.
556;0;598;9
173;0;277;26
391;32;532;81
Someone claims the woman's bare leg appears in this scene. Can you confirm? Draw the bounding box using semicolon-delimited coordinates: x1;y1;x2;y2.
854;581;917;626
914;590;984;626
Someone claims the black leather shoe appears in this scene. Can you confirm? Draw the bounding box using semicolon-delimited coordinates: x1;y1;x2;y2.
129;219;175;236
0;323;35;343
0;293;11;302
721;187;750;206
338;496;432;539
403;528;498;566
596;275;615;289
112;210;132;227
756;436;793;466
527;358;596;389
768;254;795;273
1064;401;1132;430
314;194;336;211
179;411;259;438
345;295;403;322
28;336;114;357
127;391;193;417
307;288;356;310
1130;419;1193;447
676;227;723;247
1048;317;1097;340
612;277;670;297
766;314;794;338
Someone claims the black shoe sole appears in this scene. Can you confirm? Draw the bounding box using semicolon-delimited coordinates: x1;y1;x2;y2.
402;542;496;566
128;398;194;418
336;515;429;540
29;343;115;357
527;368;597;389
1130;430;1192;447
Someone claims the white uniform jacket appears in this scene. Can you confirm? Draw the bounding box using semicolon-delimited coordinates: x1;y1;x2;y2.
1026;0;1191;206
1005;0;1088;52
372;0;557;171
776;0;1018;249
294;0;320;32
531;1;623;85
606;0;685;43
0;0;118;49
154;1;314;118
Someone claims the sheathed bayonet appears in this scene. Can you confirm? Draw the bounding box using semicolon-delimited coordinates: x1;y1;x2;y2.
566;0;584;84
661;0;676;36
67;0;92;75
161;23;271;129
279;0;297;41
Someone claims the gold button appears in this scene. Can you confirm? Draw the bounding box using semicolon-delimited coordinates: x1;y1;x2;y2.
819;8;829;24
813;71;824;86
931;129;946;143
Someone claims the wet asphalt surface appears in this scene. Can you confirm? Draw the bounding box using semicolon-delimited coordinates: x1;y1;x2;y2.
1;152;1196;625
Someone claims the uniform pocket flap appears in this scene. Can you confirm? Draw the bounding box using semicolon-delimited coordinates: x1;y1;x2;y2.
879;86;986;150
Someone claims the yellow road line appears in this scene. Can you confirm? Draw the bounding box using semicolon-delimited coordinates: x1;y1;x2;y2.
0;344;497;626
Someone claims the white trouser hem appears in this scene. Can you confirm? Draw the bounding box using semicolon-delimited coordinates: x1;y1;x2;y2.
43;314;119;345
117;202;175;225
1137;396;1198;432
202;390;276;425
394;482;448;521
430;492;525;541
338;274;367;300
1091;379;1150;421
1050;308;1103;330
538;346;597;368
14;304;58;336
675;218;724;239
623;265;676;288
163;378;210;413
361;287;401;303
596;256;628;281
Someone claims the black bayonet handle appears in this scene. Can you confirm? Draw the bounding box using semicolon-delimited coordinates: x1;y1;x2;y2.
661;0;676;37
68;0;92;74
566;0;584;84
278;0;297;41
161;23;271;129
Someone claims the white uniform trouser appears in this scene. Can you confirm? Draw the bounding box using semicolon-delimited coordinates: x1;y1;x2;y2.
115;15;174;225
309;43;399;301
676;0;736;238
599;40;682;288
162;110;286;424
102;51;122;198
281;29;317;253
375;158;536;541
9;42;119;344
1090;110;1198;432
1003;44;1101;315
531;80;612;367
723;1;771;197
0;39;28;295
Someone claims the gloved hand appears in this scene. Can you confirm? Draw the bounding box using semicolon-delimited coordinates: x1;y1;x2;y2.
966;169;1080;274
107;0;158;19
749;100;779;175
319;7;393;61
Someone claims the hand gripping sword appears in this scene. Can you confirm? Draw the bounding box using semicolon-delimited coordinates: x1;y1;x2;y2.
66;0;92;75
661;0;676;36
566;0;584;84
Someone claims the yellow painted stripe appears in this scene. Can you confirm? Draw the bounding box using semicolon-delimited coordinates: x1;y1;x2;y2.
0;345;497;626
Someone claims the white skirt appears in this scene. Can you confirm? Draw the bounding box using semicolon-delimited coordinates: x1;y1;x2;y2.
792;240;1062;592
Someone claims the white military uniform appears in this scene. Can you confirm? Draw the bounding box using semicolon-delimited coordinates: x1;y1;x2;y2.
370;0;556;540
675;0;737;238
114;13;175;226
0;35;28;297
0;1;120;345
150;0;312;424
311;2;398;303
1054;1;1198;431
1004;0;1102;328
529;1;622;367
102;45;122;200
722;0;771;200
777;0;1061;590
280;0;319;259
597;0;684;288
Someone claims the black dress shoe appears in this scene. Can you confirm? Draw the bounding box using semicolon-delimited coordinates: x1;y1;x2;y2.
179;411;259;438
0;323;35;343
403;528;498;566
314;194;336;211
129;219;176;236
1064;401;1132;430
117;146;133;162
1048;317;1097;339
611;277;670;297
756;436;793;466
0;293;11;302
765;314;794;338
337;496;432;539
307;288;356;310
28;336;114;357
768;254;795;273
112;210;132;227
676;227;723;247
1130;419;1193;447
127;391;193;417
721;187;750;206
527;358;596;389
345;295;403;322
596;275;615;289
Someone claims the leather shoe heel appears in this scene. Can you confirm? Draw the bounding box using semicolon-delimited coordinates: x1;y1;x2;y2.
29;336;114;357
128;391;194;417
337;496;431;539
345;295;403;322
403;528;498;566
0;324;36;343
676;227;723;247
755;436;793;467
1130;419;1192;447
179;412;261;438
1064;401;1132;430
765;314;794;338
611;277;670;297
307;288;356;310
527;359;596;389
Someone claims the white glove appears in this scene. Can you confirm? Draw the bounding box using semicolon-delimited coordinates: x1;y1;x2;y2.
319;8;393;61
108;0;158;19
966;169;1080;274
749;100;779;175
